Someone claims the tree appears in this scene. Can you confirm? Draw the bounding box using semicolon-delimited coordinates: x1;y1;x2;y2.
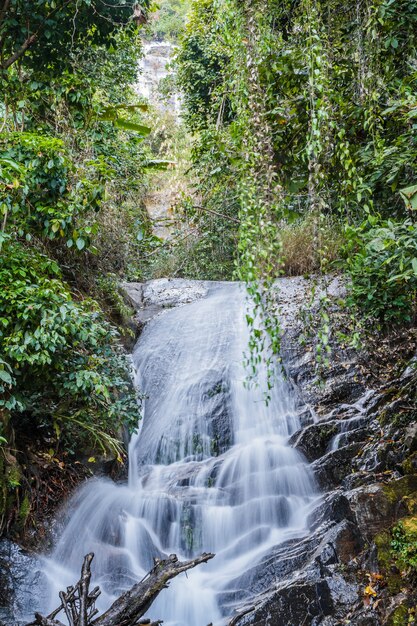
0;0;150;72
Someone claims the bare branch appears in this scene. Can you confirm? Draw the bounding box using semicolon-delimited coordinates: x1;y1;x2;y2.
25;552;215;626
79;553;94;626
1;33;37;69
92;552;215;626
191;204;240;224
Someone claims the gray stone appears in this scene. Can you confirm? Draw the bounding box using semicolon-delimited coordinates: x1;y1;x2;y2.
345;483;404;542
0;540;47;624
289;421;339;462
312;443;363;490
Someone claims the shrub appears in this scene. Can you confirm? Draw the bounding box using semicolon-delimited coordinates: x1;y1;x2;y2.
344;216;417;324
391;518;417;579
0;241;139;457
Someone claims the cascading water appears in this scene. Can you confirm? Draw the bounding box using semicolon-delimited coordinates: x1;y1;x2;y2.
41;283;319;625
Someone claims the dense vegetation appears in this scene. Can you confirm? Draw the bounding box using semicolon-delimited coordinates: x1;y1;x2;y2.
0;0;158;534
150;0;191;42
1;0;417;537
174;0;417;335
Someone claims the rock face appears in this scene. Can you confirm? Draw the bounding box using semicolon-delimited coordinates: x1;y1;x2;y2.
123;278;211;324
0;540;47;624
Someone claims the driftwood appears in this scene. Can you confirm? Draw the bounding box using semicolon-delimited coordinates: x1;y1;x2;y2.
26;552;214;626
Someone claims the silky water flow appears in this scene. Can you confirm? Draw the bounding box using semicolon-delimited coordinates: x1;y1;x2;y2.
41;283;319;625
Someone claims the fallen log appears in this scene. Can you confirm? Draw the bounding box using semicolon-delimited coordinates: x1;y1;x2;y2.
26;551;214;626
92;552;215;626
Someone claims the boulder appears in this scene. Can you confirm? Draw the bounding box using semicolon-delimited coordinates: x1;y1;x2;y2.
123;278;210;324
289;421;339;462
229;562;358;626
312;443;363;490
344;479;417;542
0;540;47;624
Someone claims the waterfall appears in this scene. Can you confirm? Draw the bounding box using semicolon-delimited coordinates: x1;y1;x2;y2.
41;283;319;625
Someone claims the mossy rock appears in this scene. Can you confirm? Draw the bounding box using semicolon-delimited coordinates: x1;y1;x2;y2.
401;516;417;538
374;530;403;594
383;475;417;507
387;604;410;626
402;452;417;477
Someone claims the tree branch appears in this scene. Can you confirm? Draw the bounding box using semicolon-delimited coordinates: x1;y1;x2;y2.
80;553;94;626
191;205;240;224
1;32;37;69
92;553;215;626
0;0;10;28
25;552;215;626
0;0;73;70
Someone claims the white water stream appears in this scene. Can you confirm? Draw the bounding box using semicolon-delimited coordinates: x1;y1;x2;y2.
42;283;318;625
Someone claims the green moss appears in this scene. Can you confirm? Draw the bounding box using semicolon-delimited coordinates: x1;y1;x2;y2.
402;453;417;477
374;531;403;593
382;475;417;506
389;604;409;626
7;463;21;488
18;494;31;529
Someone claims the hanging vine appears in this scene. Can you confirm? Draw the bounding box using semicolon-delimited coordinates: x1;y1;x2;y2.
230;0;287;388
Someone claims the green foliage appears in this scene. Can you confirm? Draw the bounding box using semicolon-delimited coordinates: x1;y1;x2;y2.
0;0;150;72
150;0;191;42
0;132;105;248
391;519;417;578
0;0;156;475
0;241;139;455
174;0;417;368
345;217;417;323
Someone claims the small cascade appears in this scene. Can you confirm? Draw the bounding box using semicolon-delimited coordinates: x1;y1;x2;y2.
41;283;319;625
136;40;181;117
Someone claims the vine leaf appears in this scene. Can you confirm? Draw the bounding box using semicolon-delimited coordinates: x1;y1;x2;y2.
399;184;417;210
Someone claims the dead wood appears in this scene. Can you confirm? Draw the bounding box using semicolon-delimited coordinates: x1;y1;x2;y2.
26;551;214;626
92;552;214;626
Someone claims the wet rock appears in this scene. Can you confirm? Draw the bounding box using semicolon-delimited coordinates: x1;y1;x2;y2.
348;611;380;626
312;443;363;490
289;421;339;462
295;406;317;428
231;571;335;626
308;492;355;530
345;482;410;542
404;422;417;453
230;560;358;626
314;519;364;565
0;540;47;624
195;369;233;456
319;375;367;409
123;278;210;324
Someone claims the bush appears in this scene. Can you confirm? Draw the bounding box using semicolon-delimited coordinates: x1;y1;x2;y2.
0;132;104;248
345;217;417;324
391;518;417;579
0;241;138;457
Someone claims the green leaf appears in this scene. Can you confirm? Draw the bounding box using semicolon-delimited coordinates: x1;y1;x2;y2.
76;237;85;250
399;185;417;210
412;258;417;275
114;119;151;135
0;370;13;384
144;159;176;170
0;157;21;172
